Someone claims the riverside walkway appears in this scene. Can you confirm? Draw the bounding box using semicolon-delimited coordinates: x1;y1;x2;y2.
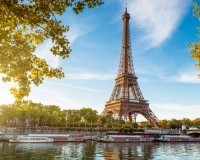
1;126;199;136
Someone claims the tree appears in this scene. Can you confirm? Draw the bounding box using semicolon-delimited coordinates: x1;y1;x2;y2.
160;119;168;128
180;118;193;128
99;115;107;127
167;119;181;129
192;118;200;128
0;104;18;132
28;102;44;127
80;108;98;127
45;105;62;127
39;107;50;126
132;122;139;128
139;121;151;128
189;1;200;76
63;109;81;127
100;114;115;128
16;102;32;128
0;0;103;101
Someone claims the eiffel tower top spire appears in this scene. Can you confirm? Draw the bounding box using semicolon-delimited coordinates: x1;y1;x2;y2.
117;5;135;77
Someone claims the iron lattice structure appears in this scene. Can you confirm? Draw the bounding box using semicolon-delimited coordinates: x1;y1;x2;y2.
102;9;160;128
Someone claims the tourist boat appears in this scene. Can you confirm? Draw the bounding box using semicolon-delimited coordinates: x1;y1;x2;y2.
51;136;84;142
53;135;84;142
0;134;28;142
84;135;93;140
99;135;154;142
92;134;101;141
28;134;85;142
68;136;85;142
157;135;200;142
9;136;54;143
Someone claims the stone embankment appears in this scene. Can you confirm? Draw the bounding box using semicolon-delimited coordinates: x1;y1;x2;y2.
0;126;185;135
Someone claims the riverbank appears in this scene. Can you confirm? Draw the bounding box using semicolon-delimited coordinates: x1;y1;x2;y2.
0;126;182;135
0;126;146;134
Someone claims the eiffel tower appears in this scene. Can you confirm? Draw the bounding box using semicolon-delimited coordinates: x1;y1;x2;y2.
102;8;160;128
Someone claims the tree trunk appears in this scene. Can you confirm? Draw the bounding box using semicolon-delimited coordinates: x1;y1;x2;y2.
4;124;7;133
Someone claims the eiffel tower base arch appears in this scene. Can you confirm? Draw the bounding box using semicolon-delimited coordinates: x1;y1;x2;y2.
102;100;160;128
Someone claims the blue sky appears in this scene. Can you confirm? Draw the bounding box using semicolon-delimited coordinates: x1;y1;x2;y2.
0;0;200;120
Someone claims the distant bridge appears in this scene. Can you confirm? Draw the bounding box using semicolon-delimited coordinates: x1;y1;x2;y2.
145;128;181;134
184;129;200;136
145;128;200;136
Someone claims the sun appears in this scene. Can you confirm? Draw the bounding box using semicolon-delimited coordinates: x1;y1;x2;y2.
0;82;15;105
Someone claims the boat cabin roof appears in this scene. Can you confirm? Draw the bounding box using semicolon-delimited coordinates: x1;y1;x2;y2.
28;134;70;137
162;135;190;138
108;135;141;138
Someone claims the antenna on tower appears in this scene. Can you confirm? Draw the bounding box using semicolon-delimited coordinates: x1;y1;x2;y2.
125;2;127;13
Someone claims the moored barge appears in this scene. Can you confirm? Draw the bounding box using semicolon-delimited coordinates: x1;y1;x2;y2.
156;135;200;142
99;135;154;143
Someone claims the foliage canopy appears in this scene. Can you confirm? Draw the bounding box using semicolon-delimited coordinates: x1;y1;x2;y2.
0;0;103;101
189;1;200;77
0;102;199;130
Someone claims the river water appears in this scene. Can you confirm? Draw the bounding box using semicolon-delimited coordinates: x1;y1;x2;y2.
0;141;200;160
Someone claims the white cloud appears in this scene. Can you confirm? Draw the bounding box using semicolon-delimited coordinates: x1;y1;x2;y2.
35;40;60;68
65;14;96;45
45;81;107;93
67;71;115;80
53;96;82;110
171;66;200;83
35;17;94;68
123;0;191;49
177;71;200;83
136;64;200;84
151;103;200;120
67;23;92;45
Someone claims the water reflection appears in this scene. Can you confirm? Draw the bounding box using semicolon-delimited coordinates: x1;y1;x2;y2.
0;142;56;160
97;142;155;160
152;142;200;160
0;141;200;160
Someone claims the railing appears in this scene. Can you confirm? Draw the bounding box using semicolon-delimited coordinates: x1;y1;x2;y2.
0;126;146;134
145;128;181;134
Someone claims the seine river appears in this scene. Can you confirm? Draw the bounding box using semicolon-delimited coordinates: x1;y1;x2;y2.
0;141;200;160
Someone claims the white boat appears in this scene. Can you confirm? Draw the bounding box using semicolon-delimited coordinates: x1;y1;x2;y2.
9;136;53;143
67;136;85;142
28;134;85;142
157;135;200;142
99;135;154;142
92;135;101;141
52;135;84;142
